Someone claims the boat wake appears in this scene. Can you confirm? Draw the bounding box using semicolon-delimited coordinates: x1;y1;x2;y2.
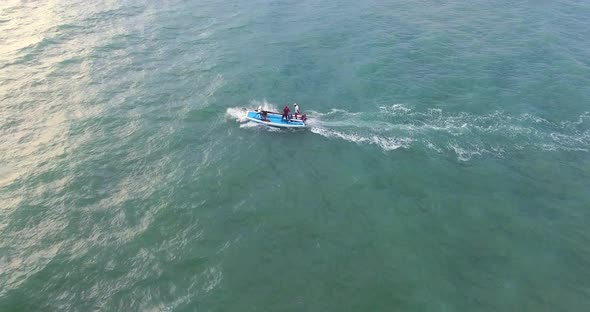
309;105;589;160
309;127;413;151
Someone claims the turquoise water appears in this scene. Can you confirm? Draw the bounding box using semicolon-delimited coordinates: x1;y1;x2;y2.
1;0;590;310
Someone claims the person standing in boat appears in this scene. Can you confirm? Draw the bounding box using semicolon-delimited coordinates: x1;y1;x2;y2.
293;103;300;119
282;105;290;122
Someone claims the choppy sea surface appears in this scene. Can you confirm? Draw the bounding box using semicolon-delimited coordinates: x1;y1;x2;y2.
1;0;589;310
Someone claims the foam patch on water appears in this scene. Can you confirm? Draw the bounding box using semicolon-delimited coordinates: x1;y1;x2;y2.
379;104;413;115
239;122;258;128
447;143;488;162
425;140;444;153
225;107;248;123
202;265;223;293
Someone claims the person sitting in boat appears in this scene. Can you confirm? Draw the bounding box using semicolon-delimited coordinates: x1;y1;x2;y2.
293;103;300;119
282;105;290;122
257;106;268;121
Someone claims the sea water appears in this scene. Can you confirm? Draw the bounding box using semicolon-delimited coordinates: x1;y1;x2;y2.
1;0;589;310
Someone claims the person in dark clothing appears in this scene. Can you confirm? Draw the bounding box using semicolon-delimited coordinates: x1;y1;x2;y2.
257;106;268;121
282;105;290;122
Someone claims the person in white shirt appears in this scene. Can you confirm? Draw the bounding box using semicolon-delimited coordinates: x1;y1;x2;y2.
293;103;300;119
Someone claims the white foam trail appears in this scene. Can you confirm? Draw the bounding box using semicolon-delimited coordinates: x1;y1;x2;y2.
311;127;412;151
306;108;361;118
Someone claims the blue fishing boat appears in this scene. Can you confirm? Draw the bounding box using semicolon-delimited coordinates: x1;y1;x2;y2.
246;109;307;129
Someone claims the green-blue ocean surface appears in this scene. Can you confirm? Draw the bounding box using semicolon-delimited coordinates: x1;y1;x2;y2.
1;0;589;310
